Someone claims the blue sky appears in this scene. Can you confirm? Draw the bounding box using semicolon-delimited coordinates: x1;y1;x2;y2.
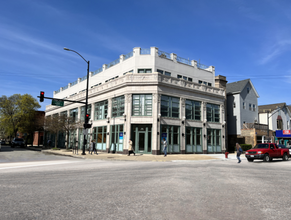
1;0;291;110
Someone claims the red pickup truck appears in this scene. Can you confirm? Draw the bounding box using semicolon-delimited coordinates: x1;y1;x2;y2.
245;143;289;162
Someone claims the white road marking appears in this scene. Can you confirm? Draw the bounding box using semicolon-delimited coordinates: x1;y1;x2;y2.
0;160;78;170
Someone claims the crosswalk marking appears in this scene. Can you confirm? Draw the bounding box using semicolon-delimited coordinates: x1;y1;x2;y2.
0;160;78;170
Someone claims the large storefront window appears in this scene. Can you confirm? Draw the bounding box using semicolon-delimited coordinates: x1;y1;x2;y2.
132;94;152;116
161;95;179;118
112;96;125;117
92;126;107;150
110;124;124;152
80;105;91;122
207;129;221;152
69;129;78;149
185;100;201;120
94;100;108;120
70;108;78;122
160;125;180;153
206;104;220;123
78;128;91;150
186;127;202;153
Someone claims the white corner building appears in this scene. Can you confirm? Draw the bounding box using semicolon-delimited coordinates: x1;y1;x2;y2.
45;47;226;154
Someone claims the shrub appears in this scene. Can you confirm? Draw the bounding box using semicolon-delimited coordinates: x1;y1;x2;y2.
52;147;60;150
240;144;252;151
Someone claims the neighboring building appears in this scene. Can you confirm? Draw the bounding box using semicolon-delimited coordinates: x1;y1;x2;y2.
259;103;291;145
45;47;226;154
226;79;259;149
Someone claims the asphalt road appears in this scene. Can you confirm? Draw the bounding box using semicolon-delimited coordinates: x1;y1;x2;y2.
1;146;291;220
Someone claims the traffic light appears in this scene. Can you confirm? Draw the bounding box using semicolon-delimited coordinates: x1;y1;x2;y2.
40;91;44;102
85;114;90;124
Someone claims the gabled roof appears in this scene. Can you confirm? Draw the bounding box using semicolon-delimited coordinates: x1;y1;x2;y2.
226;79;259;97
258;103;286;114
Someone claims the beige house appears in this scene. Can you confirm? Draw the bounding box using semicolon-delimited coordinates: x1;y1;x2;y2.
45;47;226;154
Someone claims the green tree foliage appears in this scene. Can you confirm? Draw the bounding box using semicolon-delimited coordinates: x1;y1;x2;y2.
0;94;41;138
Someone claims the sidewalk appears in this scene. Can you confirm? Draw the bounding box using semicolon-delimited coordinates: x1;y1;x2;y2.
40;148;243;162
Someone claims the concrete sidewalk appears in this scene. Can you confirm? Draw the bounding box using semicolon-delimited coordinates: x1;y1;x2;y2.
40;148;243;162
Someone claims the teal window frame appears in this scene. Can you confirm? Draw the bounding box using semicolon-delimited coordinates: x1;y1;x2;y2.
94;100;108;120
70;108;78;122
206;103;220;123
161;95;180;118
207;129;221;152
160;125;180;153
185;100;201;120
110;124;124;152
132;94;152;116
186;127;202;153
138;68;152;73
92;126;107;150
112;95;125;118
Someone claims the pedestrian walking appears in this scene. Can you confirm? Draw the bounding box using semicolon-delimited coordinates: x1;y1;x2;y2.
127;139;135;156
89;140;98;155
162;138;167;157
236;143;242;163
92;139;98;155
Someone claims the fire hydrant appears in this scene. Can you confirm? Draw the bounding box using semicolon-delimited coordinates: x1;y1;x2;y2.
225;152;229;159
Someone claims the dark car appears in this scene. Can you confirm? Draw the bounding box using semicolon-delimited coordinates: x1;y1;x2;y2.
278;144;287;149
11;138;25;148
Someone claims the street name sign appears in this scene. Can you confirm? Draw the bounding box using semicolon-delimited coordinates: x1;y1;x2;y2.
52;99;64;107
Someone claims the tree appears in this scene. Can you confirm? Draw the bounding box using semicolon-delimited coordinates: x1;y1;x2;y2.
60;114;82;150
44;114;81;149
0;94;41;139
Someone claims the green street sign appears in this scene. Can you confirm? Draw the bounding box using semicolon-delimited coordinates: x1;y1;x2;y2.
52;99;64;107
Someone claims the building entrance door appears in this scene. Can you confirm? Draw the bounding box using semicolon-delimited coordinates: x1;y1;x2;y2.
131;124;152;154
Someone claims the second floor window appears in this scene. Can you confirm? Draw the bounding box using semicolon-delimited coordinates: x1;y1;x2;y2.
206;104;220;123
112;96;125;117
70;108;78;122
94;100;108;120
249;104;252;111
161;95;179;118
132;94;152;116
253;104;256;112
185;100;201;120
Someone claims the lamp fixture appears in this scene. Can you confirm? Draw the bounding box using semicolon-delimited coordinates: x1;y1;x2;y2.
107;116;110;123
158;113;161;122
203;118;207;126
123;113;126;122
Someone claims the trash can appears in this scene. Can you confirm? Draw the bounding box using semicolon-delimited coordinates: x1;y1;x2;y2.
225;152;229;158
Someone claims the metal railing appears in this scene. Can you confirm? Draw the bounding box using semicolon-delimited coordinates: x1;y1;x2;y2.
107;58;120;68
80;75;87;82
124;51;134;60
70;80;78;87
140;48;150;55
197;62;209;69
62;85;68;90
55;89;60;94
158;50;171;59
92;67;103;76
177;56;191;65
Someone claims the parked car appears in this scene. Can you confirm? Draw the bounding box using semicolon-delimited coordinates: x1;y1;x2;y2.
245;143;289;162
11;138;25;148
0;140;5;145
278;144;287;149
287;146;291;156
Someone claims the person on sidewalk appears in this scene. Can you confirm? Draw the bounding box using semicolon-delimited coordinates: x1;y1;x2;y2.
162;138;167;157
127;139;135;156
92;139;98;155
89;140;98;155
236;143;242;163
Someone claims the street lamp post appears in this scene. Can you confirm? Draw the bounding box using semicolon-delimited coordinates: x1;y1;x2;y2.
64;47;90;155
